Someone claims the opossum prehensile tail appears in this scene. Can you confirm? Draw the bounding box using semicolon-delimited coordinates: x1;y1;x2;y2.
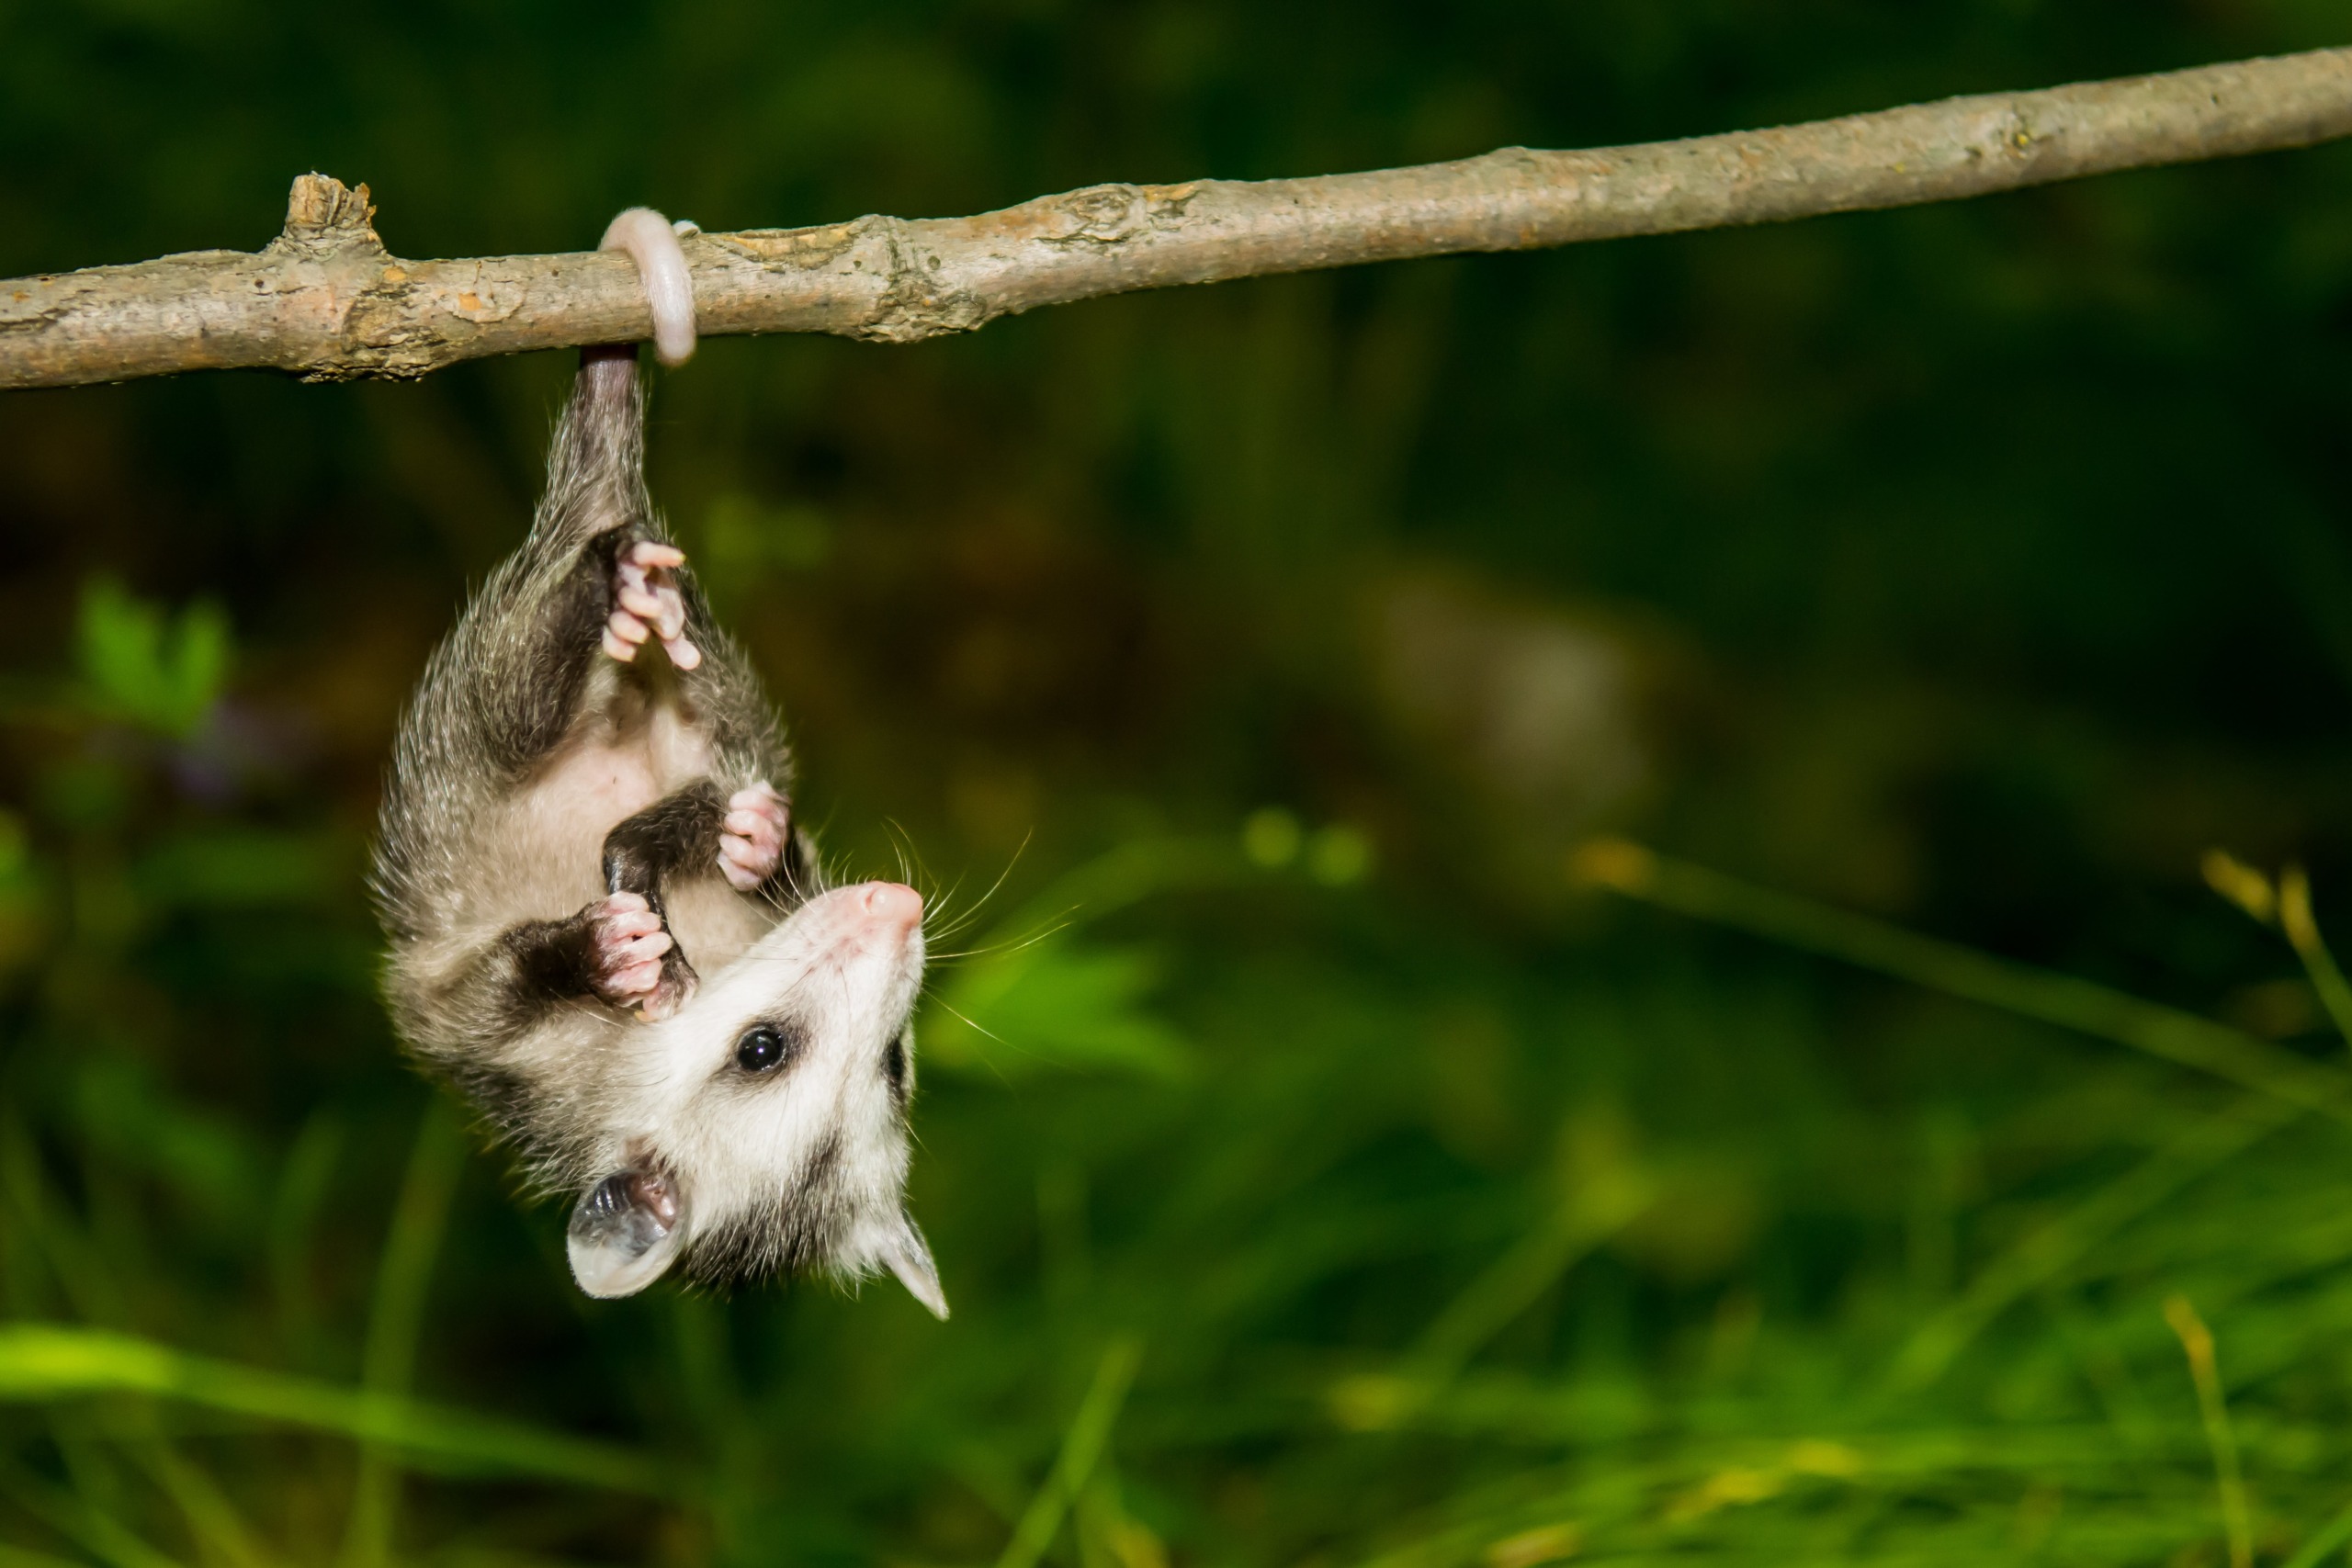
371;210;944;1313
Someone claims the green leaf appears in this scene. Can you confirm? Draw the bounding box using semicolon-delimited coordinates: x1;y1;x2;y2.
76;579;232;738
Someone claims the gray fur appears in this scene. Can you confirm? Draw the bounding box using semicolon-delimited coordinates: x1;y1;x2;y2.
371;349;940;1308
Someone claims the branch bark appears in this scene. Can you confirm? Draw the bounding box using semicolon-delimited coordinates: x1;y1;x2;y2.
6;46;2348;390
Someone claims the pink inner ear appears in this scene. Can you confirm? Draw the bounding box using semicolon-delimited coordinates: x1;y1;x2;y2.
628;1169;679;1228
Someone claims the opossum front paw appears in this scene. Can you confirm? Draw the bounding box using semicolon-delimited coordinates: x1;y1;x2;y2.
586;892;685;1018
601;540;703;671
718;783;790;892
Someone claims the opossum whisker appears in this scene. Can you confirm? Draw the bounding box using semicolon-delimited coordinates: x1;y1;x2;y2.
920;994;1033;1087
767;856;820;910
925;993;1004;1046
900;1112;933;1158
920;866;972;935
924;880;982;942
875;818;919;890
924;918;1074;966
882;818;946;903
925;833;1031;944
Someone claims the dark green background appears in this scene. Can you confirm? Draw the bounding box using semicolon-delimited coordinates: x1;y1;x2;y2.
6;2;2352;1562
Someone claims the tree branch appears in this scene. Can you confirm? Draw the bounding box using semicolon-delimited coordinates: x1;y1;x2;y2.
6;46;2348;390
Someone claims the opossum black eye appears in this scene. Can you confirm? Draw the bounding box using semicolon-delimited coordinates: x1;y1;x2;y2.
734;1022;801;1074
881;1032;908;1099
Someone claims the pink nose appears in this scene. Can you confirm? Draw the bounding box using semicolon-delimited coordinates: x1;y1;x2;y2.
857;882;923;930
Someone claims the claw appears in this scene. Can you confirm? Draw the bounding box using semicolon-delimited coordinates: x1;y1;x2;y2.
608;959;664;996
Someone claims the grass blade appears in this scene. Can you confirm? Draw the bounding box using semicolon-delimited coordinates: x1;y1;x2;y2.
2278;867;2352;1056
1571;839;2352;1127
1413;1168;1652;1382
2165;1297;2253;1568
126;1439;276;1568
0;1325;664;1495
1885;1094;2295;1393
0;1543;96;1568
2283;1496;2352;1568
0;1461;183;1568
996;1337;1143;1568
342;1101;467;1568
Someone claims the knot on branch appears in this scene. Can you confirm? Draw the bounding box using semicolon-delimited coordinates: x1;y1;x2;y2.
274;174;386;260
864;218;993;344
1033;182;1199;247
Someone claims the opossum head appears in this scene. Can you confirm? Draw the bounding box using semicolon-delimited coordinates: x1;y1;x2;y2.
566;881;943;1314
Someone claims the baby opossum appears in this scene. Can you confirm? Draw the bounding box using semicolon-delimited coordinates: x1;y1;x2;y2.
371;209;943;1314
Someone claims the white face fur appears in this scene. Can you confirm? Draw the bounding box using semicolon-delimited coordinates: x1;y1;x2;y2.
566;881;944;1314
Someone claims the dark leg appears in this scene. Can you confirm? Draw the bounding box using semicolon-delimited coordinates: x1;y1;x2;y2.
409;891;680;1068
456;782;733;1036
499;891;679;1020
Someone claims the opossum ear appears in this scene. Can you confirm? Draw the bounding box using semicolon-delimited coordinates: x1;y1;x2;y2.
568;1168;686;1299
879;1212;948;1319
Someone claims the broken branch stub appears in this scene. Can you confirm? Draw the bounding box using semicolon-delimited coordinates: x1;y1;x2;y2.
4;45;2350;390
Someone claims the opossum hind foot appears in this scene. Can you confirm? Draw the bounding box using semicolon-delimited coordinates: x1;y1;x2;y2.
601;540;702;671
719;783;791;892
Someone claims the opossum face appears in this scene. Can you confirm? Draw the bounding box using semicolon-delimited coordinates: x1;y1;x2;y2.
566;881;943;1313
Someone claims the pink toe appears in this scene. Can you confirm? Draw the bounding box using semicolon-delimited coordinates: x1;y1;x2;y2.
719;859;763;892
632;542;685;569
665;637;703;671
609;961;662;995
602;628;638;661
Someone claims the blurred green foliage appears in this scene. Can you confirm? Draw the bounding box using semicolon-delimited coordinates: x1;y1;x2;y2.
8;0;2352;1562
74;582;230;741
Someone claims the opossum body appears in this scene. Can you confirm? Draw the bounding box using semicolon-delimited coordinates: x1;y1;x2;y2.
371;284;941;1310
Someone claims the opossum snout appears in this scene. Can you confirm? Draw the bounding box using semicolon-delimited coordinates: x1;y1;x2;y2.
854;881;923;932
